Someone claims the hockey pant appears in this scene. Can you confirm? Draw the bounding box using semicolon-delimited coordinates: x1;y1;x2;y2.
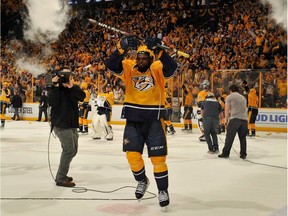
91;113;113;140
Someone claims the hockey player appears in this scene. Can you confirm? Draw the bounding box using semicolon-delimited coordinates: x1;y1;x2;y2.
105;35;178;208
181;85;193;132
91;84;114;140
0;82;11;128
164;89;176;135
196;80;210;141
78;82;91;133
247;88;258;137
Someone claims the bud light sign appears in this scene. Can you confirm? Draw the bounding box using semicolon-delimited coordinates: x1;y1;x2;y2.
256;109;287;128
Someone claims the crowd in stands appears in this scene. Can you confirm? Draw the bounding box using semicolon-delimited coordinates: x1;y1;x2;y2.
1;0;287;108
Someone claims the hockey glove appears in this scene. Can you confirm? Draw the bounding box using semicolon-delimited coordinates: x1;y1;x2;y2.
145;36;162;51
117;35;139;55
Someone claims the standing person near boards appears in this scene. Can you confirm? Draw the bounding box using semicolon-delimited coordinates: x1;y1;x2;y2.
37;91;49;122
201;92;223;154
11;91;23;121
218;84;248;159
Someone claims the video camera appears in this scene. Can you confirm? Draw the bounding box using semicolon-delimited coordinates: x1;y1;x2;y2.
45;69;70;89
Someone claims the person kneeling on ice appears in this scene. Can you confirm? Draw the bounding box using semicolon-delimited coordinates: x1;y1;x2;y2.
91;85;114;140
105;35;178;208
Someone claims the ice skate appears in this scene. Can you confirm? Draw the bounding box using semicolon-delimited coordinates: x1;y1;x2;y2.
167;125;176;135
104;125;113;140
251;129;256;137
182;128;192;133
92;133;101;139
105;130;113;140
167;129;176;135
158;190;169;211
135;178;149;201
169;130;176;135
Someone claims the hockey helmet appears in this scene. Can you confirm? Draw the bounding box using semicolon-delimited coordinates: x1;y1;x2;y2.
202;80;210;89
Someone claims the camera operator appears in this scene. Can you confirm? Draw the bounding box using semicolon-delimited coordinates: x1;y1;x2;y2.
48;69;85;187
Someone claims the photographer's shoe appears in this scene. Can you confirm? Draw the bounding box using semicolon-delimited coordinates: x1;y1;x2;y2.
240;155;246;159
56;180;75;187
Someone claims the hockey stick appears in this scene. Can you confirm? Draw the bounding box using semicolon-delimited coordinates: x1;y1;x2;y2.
88;18;190;58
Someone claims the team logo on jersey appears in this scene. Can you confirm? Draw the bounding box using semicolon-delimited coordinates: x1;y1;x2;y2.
132;76;154;91
123;139;130;145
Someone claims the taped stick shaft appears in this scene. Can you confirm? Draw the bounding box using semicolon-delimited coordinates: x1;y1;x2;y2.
88;18;190;58
88;19;127;35
156;44;190;58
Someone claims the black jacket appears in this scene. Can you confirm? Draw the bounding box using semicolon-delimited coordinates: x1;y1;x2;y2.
48;85;85;129
39;94;49;108
10;94;23;108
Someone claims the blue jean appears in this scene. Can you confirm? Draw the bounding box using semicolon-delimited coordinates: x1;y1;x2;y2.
203;117;219;151
54;127;79;183
222;118;248;157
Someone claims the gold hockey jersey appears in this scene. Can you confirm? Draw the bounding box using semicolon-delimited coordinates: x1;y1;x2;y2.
0;87;11;103
197;90;209;107
118;59;170;121
248;88;258;108
97;91;114;108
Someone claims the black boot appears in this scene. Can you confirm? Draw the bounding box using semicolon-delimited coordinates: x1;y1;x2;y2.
251;129;256;137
